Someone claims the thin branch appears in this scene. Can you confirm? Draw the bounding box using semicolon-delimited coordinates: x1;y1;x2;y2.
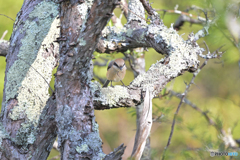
169;90;222;132
139;0;161;25
198;42;225;59
122;51;141;77
131;88;152;159
156;9;210;22
0;13;14;21
139;0;155;16
217;25;238;48
170;90;239;148
104;144;126;160
111;14;123;28
120;0;128;18
161;62;206;160
1;30;8;40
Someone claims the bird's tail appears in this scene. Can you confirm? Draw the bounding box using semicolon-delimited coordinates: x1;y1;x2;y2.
102;80;110;88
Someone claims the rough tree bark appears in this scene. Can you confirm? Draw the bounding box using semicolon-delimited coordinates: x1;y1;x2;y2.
0;0;59;159
0;0;205;159
55;0;120;159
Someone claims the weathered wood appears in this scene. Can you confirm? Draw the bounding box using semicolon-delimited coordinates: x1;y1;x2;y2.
131;88;152;160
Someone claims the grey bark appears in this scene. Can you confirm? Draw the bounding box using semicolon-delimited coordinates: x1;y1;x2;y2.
0;40;8;57
0;0;59;159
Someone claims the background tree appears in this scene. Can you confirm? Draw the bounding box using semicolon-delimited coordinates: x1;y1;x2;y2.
0;0;240;160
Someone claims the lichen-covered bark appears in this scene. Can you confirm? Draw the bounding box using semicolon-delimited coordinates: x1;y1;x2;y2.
132;88;152;159
55;0;119;159
0;40;9;57
127;1;152;159
0;0;59;159
93;25;202;110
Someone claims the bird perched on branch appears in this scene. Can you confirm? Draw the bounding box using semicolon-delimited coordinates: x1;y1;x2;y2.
102;58;126;88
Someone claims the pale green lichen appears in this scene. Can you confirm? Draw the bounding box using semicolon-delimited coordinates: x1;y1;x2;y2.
85;132;105;159
75;132;105;159
74;118;104;159
77;0;94;32
126;28;133;37
27;131;35;144
92;120;99;132
6;1;59;125
4;0;59;146
131;23;201;95
127;0;147;26
100;0;148;51
101;25;146;51
90;81;138;107
76;143;89;154
0;123;10;148
15;122;35;147
0;39;9;45
78;38;86;46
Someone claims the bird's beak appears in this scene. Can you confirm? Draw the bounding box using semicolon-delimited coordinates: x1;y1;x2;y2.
119;66;123;70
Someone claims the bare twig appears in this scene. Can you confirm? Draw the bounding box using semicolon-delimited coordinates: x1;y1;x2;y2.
1;30;8;40
170;90;222;132
139;0;161;25
0;13;14;21
120;0;128;18
111;14;123;28
131;88;152;159
161;62;207;160
139;0;155;16
156;9;210;23
104;144;126;160
52;140;59;151
170;90;239;148
156;5;215;31
123;51;141;77
198;42;225;59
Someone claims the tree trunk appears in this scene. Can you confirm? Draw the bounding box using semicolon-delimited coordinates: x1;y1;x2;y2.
55;0;119;159
0;0;59;159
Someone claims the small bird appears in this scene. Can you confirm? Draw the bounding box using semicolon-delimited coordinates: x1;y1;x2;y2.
102;58;126;88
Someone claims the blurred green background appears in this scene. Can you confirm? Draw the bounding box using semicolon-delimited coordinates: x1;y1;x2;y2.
1;0;240;159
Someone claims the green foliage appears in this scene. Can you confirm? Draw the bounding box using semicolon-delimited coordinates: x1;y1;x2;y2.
108;19;113;27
